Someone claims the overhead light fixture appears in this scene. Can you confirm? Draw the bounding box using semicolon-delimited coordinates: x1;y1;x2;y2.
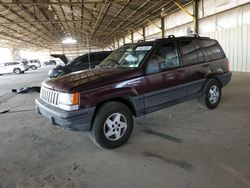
48;5;53;11
62;37;77;44
161;8;167;17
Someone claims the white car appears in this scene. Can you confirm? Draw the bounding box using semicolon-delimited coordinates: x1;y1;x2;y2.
28;59;41;70
0;61;29;75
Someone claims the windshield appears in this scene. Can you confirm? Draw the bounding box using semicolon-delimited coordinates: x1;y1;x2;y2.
98;45;152;69
66;55;87;68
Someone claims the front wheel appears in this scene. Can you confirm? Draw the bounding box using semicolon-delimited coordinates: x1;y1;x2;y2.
199;79;221;109
13;68;21;74
90;102;134;149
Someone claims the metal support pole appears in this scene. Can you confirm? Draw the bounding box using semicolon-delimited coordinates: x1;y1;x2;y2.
131;33;134;43
174;1;199;34
142;27;146;41
193;0;199;34
87;36;91;69
161;17;165;38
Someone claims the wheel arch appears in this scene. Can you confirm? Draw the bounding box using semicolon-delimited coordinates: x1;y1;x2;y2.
90;97;137;130
205;74;223;89
13;68;21;73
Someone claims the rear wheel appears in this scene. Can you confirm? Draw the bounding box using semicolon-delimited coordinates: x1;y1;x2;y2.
199;79;221;109
90;101;134;149
13;68;21;74
31;65;37;70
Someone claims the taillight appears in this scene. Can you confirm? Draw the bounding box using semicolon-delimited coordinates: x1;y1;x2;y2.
226;59;230;71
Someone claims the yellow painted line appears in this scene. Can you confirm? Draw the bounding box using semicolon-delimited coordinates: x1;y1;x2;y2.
174;1;194;18
219;162;250;188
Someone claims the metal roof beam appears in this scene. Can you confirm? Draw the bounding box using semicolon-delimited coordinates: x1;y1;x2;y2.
102;0;130;32
0;12;52;48
1;1;161;5
0;31;47;48
0;1;57;44
89;1;111;40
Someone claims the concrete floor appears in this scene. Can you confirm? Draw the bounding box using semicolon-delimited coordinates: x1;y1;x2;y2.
0;68;249;188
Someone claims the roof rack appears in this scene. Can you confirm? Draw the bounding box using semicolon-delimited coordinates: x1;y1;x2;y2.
137;40;145;43
168;35;175;38
187;33;200;37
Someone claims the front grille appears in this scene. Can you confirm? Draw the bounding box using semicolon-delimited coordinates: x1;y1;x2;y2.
40;86;59;106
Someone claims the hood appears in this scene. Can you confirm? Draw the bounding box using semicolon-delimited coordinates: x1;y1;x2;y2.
43;68;142;92
50;54;68;64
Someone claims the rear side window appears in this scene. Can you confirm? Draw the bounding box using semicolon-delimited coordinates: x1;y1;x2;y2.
198;40;225;61
180;40;199;65
193;40;205;63
5;62;18;66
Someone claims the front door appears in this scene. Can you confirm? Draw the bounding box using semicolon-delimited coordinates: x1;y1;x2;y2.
142;41;186;112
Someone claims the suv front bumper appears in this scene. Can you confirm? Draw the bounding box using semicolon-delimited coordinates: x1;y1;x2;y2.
35;98;95;131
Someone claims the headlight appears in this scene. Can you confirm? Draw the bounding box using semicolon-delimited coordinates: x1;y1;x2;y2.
58;92;79;111
48;69;59;78
48;69;52;75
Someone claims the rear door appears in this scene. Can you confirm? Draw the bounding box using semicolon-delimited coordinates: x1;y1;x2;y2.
142;40;186;112
179;39;206;96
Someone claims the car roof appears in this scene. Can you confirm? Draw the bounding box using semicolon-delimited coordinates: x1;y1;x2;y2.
123;35;211;46
5;61;21;63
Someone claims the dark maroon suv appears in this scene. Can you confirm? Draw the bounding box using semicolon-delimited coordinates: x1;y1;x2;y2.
36;35;231;149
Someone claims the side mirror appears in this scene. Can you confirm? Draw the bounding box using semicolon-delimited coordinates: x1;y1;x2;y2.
146;55;165;74
146;61;161;74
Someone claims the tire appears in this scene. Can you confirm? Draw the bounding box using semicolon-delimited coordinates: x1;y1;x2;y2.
199;78;221;109
31;65;37;70
13;68;21;74
90;101;134;149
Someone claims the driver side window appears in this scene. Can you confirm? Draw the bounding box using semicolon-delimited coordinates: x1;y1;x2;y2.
147;42;179;74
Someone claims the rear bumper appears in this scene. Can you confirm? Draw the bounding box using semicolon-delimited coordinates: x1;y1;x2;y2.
216;72;232;87
35;98;95;131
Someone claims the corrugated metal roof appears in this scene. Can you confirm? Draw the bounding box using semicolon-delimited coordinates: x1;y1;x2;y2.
0;0;192;49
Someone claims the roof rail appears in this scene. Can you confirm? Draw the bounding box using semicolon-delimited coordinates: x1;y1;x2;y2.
137;40;145;43
187;33;200;37
168;35;175;38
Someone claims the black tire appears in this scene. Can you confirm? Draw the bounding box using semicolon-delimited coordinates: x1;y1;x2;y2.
31;65;37;70
199;78;221;109
90;101;134;149
13;68;21;74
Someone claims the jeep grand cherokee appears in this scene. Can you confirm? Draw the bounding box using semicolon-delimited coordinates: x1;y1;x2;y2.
36;36;232;149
